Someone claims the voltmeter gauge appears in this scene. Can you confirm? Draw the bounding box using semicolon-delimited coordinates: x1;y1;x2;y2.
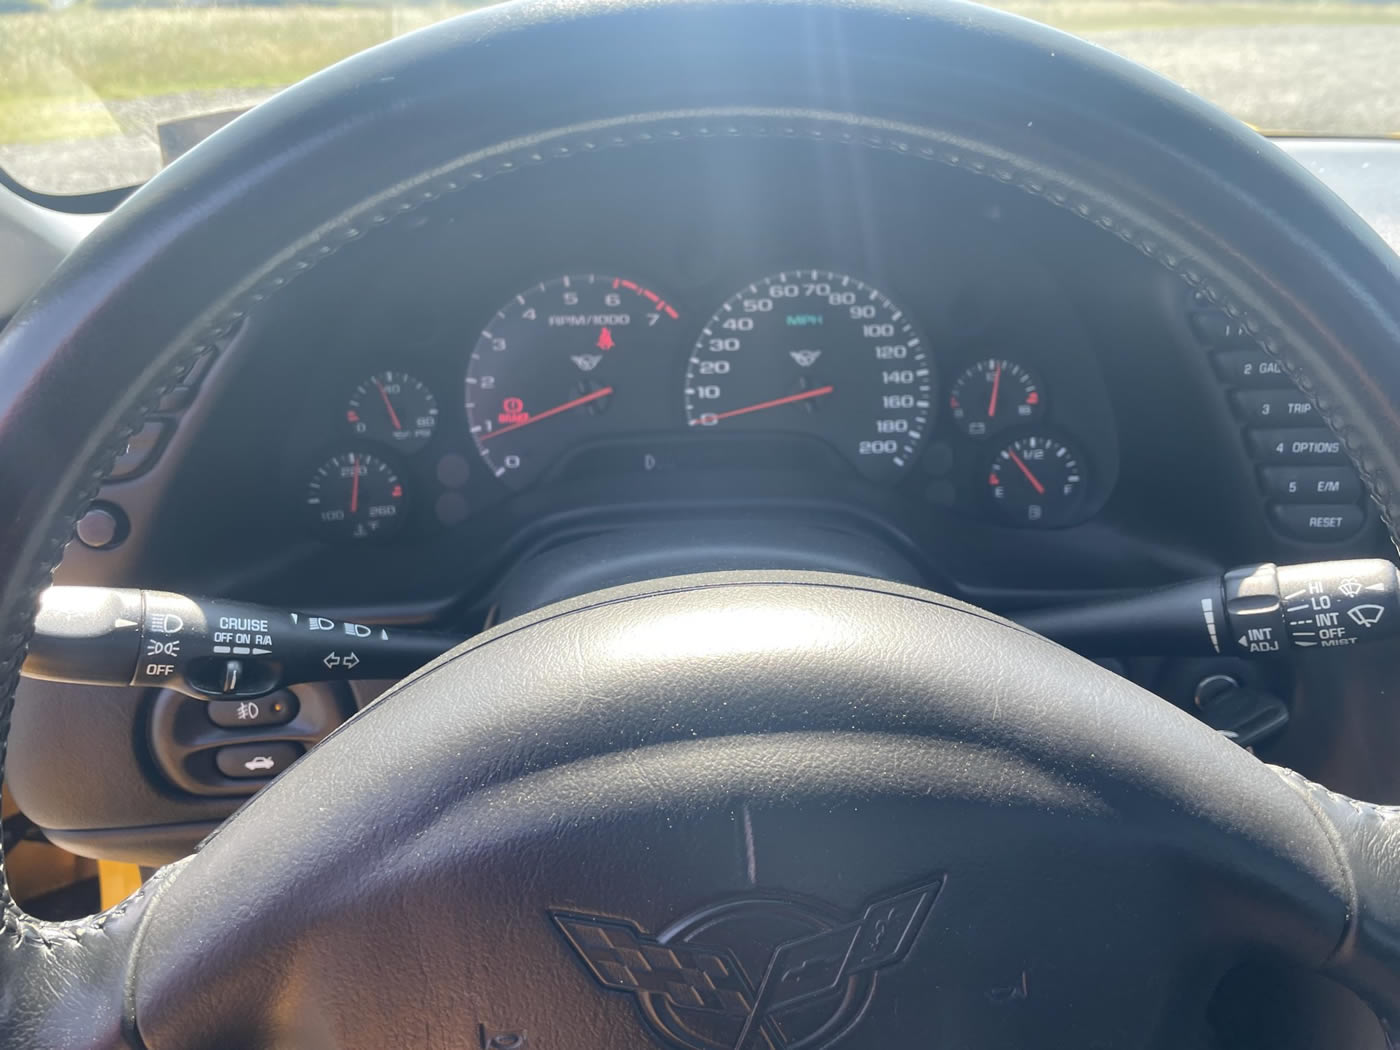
305;452;406;541
949;359;1042;437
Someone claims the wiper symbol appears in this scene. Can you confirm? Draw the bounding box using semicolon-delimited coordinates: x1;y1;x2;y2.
1347;604;1386;628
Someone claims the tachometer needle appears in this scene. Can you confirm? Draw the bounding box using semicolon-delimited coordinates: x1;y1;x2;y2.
478;386;615;442
1006;448;1046;495
373;378;404;432
987;362;1002;419
689;385;834;425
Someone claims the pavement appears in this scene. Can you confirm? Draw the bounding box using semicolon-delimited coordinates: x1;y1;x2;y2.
3;23;1399;195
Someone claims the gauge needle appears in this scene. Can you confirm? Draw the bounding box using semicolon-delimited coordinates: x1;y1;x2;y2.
373;378;404;431
689;385;834;425
987;363;1002;419
1006;449;1046;496
478;386;615;442
349;453;360;513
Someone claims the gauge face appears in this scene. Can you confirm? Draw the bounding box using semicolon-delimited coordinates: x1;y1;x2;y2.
305;452;406;540
466;274;680;489
987;435;1085;526
347;371;439;452
684;270;931;482
949;359;1042;437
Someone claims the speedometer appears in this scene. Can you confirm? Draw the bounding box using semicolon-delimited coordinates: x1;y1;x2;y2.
684;270;932;482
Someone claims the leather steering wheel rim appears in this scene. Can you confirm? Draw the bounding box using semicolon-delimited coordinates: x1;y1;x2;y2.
3;1;1400;1046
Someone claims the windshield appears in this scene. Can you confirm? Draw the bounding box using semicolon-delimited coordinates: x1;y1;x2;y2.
3;1;1398;197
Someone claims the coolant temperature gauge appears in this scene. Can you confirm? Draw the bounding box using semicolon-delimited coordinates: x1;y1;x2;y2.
305;451;406;541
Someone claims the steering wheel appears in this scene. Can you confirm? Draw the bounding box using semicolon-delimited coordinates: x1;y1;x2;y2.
5;1;1400;1046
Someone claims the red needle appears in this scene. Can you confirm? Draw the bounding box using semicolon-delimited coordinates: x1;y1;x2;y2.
1006;448;1046;496
689;385;834;425
478;386;614;442
987;363;1002;419
349;454;361;513
373;378;403;431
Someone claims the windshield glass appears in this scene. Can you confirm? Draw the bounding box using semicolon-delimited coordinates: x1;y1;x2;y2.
3;1;1398;197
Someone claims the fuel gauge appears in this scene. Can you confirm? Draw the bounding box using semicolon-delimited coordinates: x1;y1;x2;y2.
987;435;1086;526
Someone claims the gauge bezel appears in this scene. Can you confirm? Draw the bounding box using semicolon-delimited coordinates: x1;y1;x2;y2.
346;370;440;453
984;430;1090;528
303;448;410;542
464;273;685;490
683;268;934;483
948;357;1046;439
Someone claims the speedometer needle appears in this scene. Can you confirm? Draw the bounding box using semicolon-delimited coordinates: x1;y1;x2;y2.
987;362;1002;419
1006;448;1046;496
689;385;834;425
477;386;615;442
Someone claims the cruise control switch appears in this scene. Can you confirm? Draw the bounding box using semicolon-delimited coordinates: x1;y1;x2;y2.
22;587;463;700
1018;558;1400;657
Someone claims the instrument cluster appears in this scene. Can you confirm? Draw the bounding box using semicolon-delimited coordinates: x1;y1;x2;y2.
297;265;1111;542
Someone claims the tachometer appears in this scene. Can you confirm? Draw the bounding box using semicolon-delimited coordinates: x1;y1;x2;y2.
684;270;931;482
465;274;680;489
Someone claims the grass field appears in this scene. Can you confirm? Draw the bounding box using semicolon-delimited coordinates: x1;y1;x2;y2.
0;3;485;144
4;0;1400;147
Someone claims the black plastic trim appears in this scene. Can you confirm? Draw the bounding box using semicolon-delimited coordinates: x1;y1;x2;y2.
43;820;222;866
0;165;136;215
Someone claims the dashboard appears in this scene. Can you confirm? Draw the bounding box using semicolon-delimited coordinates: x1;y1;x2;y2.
7;132;1400;864
115;132;1381;617
86;135;1378;613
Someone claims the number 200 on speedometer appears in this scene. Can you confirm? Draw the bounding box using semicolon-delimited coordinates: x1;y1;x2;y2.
684;270;932;483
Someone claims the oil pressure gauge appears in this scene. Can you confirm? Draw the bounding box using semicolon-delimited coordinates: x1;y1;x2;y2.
347;371;438;452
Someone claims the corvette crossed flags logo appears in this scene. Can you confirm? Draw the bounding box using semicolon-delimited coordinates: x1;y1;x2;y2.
552;879;941;1050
